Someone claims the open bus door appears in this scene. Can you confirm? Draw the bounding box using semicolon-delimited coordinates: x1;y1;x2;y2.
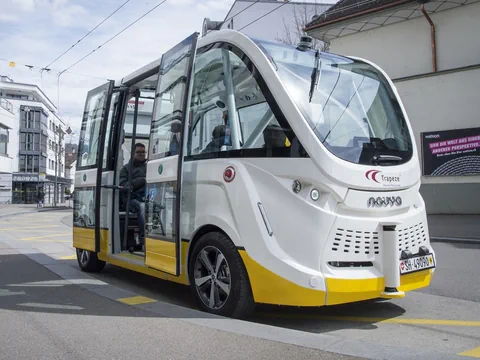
144;32;198;275
73;80;114;259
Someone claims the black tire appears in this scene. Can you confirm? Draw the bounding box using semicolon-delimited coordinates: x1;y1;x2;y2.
76;248;106;273
188;232;255;319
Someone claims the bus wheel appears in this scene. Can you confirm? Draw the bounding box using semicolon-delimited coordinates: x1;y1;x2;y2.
76;248;106;273
188;232;255;319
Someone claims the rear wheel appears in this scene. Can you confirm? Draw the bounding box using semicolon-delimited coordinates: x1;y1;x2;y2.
76;248;106;273
188;232;255;319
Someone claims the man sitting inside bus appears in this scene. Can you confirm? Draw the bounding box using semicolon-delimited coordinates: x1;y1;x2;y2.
119;143;147;248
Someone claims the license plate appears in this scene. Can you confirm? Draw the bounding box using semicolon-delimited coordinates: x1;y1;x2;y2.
400;254;435;275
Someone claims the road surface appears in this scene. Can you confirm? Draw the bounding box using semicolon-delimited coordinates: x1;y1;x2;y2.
0;209;479;360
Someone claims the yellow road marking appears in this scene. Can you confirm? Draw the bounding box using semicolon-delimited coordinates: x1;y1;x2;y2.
20;233;71;241
260;314;480;327
59;254;76;260
459;346;480;358
0;220;55;223
0;225;60;230
117;296;157;305
20;239;71;243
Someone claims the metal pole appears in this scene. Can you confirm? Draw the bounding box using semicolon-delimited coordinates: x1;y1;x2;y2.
221;49;241;149
123;89;140;251
54;130;57;207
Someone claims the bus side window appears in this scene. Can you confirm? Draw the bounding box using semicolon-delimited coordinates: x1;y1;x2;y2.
187;44;301;158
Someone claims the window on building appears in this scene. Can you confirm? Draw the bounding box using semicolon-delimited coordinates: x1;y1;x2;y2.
33;155;39;173
26;133;33;151
33;133;40;151
19;155;26;172
21;109;41;129
0;125;8;156
41;134;47;153
40;156;46;173
26;155;33;172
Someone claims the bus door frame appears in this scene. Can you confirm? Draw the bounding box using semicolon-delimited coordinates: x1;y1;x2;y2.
144;32;199;276
93;83;128;253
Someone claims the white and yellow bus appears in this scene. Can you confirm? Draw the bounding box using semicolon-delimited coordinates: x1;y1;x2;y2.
73;29;436;318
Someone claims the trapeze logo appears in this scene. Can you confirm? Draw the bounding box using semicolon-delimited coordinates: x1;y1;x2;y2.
365;170;401;186
365;170;381;183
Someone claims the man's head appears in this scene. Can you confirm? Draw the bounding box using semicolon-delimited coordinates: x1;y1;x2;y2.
134;143;146;162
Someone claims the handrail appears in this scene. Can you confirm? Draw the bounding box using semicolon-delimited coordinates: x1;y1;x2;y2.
0;98;14;113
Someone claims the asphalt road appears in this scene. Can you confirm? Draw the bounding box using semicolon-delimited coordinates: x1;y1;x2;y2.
0;241;363;360
416;241;480;302
1;210;479;360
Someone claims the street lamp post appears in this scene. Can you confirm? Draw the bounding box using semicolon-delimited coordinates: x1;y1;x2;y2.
54;125;72;207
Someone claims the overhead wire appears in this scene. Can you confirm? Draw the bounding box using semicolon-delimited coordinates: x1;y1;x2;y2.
59;0;168;76
42;0;131;71
0;57;109;81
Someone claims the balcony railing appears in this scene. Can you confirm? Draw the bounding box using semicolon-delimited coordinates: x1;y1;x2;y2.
0;98;14;113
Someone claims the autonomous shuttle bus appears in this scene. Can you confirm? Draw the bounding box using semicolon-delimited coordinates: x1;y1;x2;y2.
73;29;436;318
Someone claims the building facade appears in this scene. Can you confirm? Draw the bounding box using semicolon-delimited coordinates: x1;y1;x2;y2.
305;0;480;214
0;97;16;203
204;0;334;47
0;75;71;204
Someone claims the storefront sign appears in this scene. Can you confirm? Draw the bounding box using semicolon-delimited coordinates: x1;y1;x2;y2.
421;127;480;176
12;174;39;182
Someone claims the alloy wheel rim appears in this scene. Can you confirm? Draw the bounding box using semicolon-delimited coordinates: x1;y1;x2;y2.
193;246;231;310
78;249;89;266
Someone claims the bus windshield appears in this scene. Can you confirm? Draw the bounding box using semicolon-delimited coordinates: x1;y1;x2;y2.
251;38;413;166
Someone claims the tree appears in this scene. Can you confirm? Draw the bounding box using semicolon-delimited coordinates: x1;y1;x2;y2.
276;3;330;52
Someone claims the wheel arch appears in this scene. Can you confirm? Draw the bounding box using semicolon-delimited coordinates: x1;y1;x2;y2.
184;219;243;286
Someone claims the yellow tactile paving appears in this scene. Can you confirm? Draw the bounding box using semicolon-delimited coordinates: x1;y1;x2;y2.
117;296;157;305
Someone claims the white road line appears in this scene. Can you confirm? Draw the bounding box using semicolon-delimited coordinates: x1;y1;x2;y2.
18;303;84;310
0;289;26;297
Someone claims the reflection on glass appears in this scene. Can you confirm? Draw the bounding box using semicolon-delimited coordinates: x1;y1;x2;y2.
73;188;95;227
78;91;106;168
150;40;193;159
145;181;176;239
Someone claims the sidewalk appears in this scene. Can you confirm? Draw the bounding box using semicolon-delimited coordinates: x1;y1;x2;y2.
427;214;480;243
0;203;72;218
0;204;38;218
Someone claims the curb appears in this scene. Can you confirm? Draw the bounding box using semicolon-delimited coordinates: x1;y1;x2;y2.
38;206;72;212
60;214;72;227
0;210;36;219
430;236;480;245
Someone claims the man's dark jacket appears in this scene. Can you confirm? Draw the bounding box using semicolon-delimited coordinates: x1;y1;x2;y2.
119;159;146;201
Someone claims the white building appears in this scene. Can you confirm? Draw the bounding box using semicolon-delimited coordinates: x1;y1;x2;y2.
205;0;335;47
0;97;16;203
0;75;71;204
305;0;480;214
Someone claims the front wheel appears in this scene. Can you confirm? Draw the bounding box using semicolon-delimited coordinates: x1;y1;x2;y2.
76;248;106;273
188;232;255;319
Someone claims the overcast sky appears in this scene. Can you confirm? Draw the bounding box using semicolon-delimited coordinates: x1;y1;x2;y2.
0;0;326;143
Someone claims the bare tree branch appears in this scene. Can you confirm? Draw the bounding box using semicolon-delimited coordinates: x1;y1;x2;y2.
276;3;330;52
